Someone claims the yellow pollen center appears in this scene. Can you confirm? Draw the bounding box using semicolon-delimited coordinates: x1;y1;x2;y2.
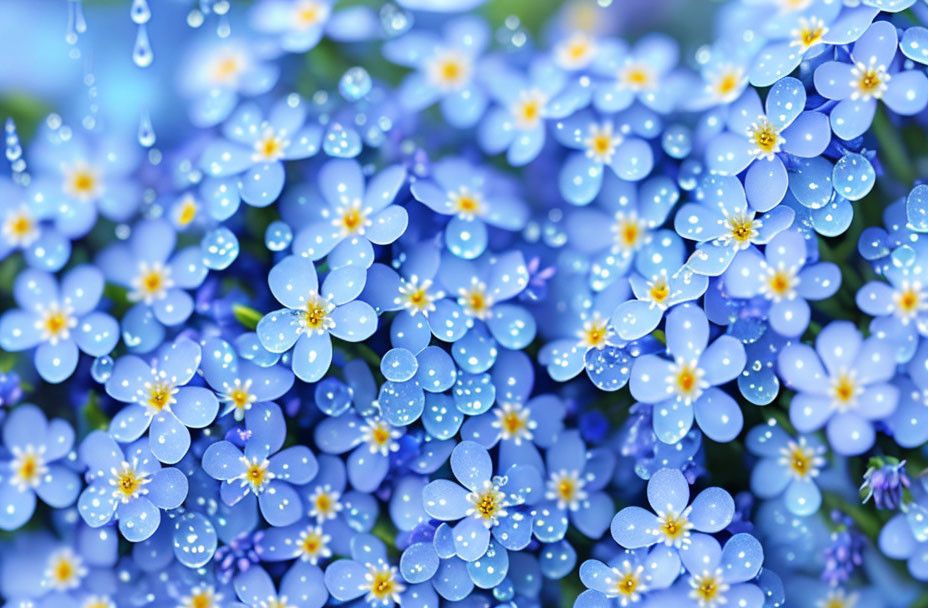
302;533;322;555
191;594;212;608
476;493;499;518
617;573;638;596
623;67;651;87
140;270;164;295
695;577;719;601
677;368;696;392
858;69;882;94
9;215;33;236
178;200;197;226
297;6;321;25
833;375;856;403
247;463;266;486
71;171;96;195
518;100;540;124
661;514;688;539
148;385;171;410
230;389;250;409
503;412;524;435
45;311;68;336
753;126;778;153
117;471;143;498
456;195;480;213
18;454;39;482
789;448;811;477
769;271;791;295
372;427;390;446
584;324;608;347
342;208;363;231
468;291;487;312
649;281;669;303
315;493;333;514
439;59;462;82
729;216;755;242
260;137;283;159
717;73;739;95
592;134;612;155
619;221;640;247
557;478;576;501
567;40;589;60
304;302;328;328
370;572;396;600
54;560;74;583
899;289;919;312
214;57;241;81
799;27;824;48
409;288;428;307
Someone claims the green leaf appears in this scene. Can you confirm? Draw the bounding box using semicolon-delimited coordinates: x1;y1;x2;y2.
233;304;263;330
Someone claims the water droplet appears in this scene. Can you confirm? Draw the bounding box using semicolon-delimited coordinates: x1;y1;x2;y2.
201;227;239;270
380;3;412;36
339;67;372;101
133;24;153;68
137;109;156;148
323;122;362;158
187;8;204;27
314;378;352;416
5;118;28;186
130;0;151;24
91;355;114;383
264;220;293;251
66;0;87;46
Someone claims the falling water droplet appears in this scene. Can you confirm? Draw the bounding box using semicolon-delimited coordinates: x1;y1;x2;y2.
201;227;239;270
380;3;412;37
137;109;156;148
323;122;362;158
5;119;28;186
264;221;293;251
216;15;231;38
133;24;153;67
338;67;372;101
91;355;114;383
130;0;151;24
187;8;204;27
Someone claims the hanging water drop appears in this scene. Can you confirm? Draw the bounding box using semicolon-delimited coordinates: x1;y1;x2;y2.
5;119;28;186
380;3;412;37
187;8;204;27
130;0;151;24
133;23;153;67
137;109;156;148
66;0;87;45
201;227;239;270
339;67;372;101
91;355;114;383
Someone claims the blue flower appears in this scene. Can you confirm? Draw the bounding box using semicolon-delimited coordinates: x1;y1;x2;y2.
96;218;208;353
705;78;830;211
105;337;220;464
422;440;542;561
610;266;709;341
0;177;72;271
724;229;841;337
552;110;654;205
314;412;403;492
564;175;680;290
200;336;295;421
233;562;327;608
777;320;898;455
291;159;408;268
257;255;378;382
30;125;142;226
534;431;615;542
178;37;280;127
0;265;118;383
611;468;735;555
249;0;334;54
409;157;528;258
589;33;683;114
77;431;188;542
0;405;79;530
198;96;322;218
675;174;796;276
477;58;575;166
667;532;766;607
877;495;928;581
747;1;865;87
856;254;928;363
746;421;826;516
325;533;438;606
575;547;682;607
201;402;318;526
629;305;747;443
814;20;928;140
383;16;490;128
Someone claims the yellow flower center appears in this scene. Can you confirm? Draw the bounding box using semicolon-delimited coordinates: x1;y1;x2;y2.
616;572;639;597
832;373;857;408
236;456;274;494
728;214;756;244
177;196;198;226
147;382;174;411
71;171;97;195
752;124;779;154
656;509;693;546
301;532;324;555
304;300;330;329
615;219;641;249
212;56;243;83
579;316;611;349
340;207;365;232
768;270;792;296
315;492;334;515
7;213;34;237
475;491;500;519
255;134;286;161
622;65;652;90
502;411;525;435
115;468;146;499
858;69;882;95
694;576;720;600
715;71;740;97
230;388;251;409
294;0;327;28
452;191;483;216
44;311;69;336
190;594;213;608
512;91;547;129
793;18;827;50
649;280;670;303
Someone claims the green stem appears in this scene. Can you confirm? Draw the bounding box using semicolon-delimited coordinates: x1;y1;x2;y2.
821;491;883;542
872;107;917;187
233;304;263;330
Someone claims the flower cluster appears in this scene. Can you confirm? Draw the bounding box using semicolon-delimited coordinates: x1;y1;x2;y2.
2;0;928;607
